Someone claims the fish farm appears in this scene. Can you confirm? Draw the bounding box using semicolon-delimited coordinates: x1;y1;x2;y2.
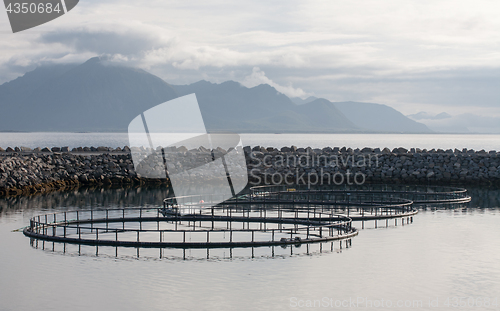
23;185;472;260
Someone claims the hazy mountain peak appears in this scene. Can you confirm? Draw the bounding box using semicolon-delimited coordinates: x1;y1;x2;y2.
408;111;452;120
221;80;242;87
334;101;432;133
84;56;101;64
251;83;275;90
290;96;318;105
307;98;332;105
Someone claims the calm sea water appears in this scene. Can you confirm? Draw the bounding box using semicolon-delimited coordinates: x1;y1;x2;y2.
0;133;498;151
0;187;499;311
1;133;499;310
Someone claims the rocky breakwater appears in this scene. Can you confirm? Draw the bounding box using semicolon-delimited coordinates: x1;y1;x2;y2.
132;145;246;183
245;146;500;187
1;145;499;197
0;145;248;197
0;146;150;197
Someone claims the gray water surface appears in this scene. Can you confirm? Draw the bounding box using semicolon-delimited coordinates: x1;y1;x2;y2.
0;187;499;310
0;133;499;151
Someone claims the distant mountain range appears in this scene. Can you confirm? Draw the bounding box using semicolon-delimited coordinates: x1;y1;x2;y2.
0;57;432;133
407;111;500;134
334;101;431;133
290;96;431;133
173;81;356;133
407;112;452;121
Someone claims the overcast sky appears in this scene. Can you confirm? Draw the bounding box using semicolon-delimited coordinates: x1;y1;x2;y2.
1;0;499;117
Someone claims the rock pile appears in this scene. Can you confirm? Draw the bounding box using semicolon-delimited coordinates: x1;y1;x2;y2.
245;146;500;186
0;151;161;196
0;145;499;197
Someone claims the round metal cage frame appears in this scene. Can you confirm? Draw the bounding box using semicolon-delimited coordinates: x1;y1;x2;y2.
24;185;470;258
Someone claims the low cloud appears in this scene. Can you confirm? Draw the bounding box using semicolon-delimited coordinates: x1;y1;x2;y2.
241;67;310;98
38;25;163;56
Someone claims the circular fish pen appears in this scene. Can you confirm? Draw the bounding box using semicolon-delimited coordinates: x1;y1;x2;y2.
23;185;471;259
